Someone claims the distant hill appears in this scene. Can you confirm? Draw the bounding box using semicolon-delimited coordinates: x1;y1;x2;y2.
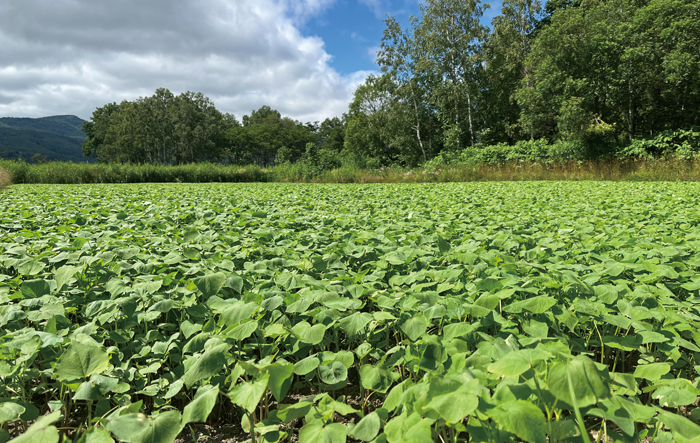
0;115;91;162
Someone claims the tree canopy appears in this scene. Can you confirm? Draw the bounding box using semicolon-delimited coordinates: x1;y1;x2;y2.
82;90;329;166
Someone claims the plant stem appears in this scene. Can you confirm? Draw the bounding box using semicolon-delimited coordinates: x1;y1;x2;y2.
567;371;591;443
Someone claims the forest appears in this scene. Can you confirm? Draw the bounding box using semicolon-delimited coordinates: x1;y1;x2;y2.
81;0;700;169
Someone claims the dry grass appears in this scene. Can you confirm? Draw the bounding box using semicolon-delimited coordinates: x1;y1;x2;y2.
0;166;11;190
354;157;700;184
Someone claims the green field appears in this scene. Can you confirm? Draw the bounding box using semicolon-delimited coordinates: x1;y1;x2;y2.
2;182;700;443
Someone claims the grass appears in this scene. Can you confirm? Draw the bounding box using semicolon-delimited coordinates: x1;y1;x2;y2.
3;156;700;185
0;166;10;190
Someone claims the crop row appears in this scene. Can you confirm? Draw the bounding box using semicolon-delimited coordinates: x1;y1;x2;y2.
1;182;700;443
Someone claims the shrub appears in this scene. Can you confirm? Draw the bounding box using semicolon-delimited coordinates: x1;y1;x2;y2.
617;128;700;159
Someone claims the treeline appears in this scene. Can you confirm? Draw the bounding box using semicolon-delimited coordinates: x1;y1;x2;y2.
345;0;700;166
82;0;699;168
82;90;345;167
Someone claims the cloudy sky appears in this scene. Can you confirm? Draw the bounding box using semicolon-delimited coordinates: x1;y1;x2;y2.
0;0;499;124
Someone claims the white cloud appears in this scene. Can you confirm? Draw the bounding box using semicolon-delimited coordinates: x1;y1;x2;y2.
367;46;381;64
0;0;369;123
359;0;423;19
359;0;386;18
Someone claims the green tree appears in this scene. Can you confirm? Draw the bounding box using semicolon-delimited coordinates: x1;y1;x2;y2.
482;0;542;143
378;17;432;161
317;117;346;154
83;89;228;164
81;102;123;159
415;0;489;148
344;76;395;167
518;0;700;146
227;106;316;166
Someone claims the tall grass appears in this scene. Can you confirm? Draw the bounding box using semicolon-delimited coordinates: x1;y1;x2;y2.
0;166;10;190
0;161;270;184
2;157;700;185
313;158;700;183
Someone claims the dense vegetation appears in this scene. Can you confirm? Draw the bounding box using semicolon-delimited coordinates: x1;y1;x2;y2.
76;0;698;171
81;93;329;167
7;156;700;185
346;0;699;165
3;182;700;443
0;116;87;163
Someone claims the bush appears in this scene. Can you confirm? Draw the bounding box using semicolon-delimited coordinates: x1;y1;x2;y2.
617;128;700;159
426;138;592;166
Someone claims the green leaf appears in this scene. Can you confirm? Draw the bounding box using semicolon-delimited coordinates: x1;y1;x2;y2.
264;323;287;338
658;410;700;441
54;335;110;381
224;274;244;294
633;363;671;381
74;381;103;401
264;363;294;402
21;279;51;298
299;422;347;443
401;315;428;342
148;299;174;313
74;427;115;443
549;419;581;442
227;321;258;341
653;387;697;407
228;372;269;413
384;412;432;443
547;355;610;408
443;322;476;341
503;296;557;314
319;361;347;384
384;381;408;413
359;365;394;393
423;378;479;423
348;412;381;442
18;260;45;276
437;236;451;253
339;312;373;338
488;352;531;377
183;227;200;242
276;272;304;290
194;272;226;297
487;349;551;377
294;356;320;375
163;380;184;400
221;302;258;326
10;410;61;443
108;411;182;443
55;266;79;291
183;343;229;388
0;402;25;423
488;400;546;443
182;385;219;425
292;322;327;345
586;395;638;436
275;402;312;423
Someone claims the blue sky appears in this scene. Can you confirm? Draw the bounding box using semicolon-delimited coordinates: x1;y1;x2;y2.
0;0;501;123
305;1;421;75
305;0;502;75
